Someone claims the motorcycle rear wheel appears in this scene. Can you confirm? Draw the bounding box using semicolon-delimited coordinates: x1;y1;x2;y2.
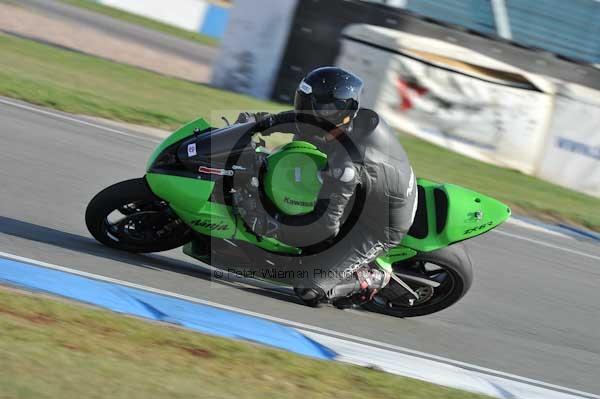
85;178;191;253
362;243;473;317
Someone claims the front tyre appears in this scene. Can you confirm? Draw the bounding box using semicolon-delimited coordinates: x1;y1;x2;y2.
85;178;191;253
362;243;473;317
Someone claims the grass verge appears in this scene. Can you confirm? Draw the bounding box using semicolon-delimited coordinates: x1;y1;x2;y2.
1;33;599;231
0;287;491;399
59;0;220;47
0;33;283;129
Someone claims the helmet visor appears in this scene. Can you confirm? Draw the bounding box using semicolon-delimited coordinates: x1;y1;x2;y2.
312;99;353;117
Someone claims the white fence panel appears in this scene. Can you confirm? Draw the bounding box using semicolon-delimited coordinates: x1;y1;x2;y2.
338;28;553;174
538;97;600;197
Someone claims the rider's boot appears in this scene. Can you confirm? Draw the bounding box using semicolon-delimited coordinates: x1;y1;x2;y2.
331;265;391;309
294;265;390;308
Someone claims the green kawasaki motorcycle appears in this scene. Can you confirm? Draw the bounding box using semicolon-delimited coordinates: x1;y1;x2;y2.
86;117;511;317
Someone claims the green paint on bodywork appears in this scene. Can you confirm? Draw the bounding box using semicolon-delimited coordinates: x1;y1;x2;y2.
376;246;418;272
146;117;211;170
264;142;327;215
146;173;214;213
186;202;237;239
146;174;238;238
400;178;511;252
234;219;301;254
145;122;302;254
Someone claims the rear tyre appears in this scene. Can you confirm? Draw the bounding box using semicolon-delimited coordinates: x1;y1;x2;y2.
362;243;473;317
85;178;191;253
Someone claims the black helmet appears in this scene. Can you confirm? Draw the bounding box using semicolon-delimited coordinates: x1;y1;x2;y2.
294;67;363;128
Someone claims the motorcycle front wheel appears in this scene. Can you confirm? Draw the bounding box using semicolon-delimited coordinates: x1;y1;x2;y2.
362;243;473;317
85;178;191;253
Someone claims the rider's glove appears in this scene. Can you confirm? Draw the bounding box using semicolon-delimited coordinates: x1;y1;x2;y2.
235;112;273;125
255;111;303;132
235;112;282;137
240;111;322;137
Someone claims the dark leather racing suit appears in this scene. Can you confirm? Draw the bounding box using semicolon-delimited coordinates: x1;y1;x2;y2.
270;108;418;299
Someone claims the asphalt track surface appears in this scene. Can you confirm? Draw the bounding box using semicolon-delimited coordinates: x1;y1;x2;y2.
15;0;217;67
1;99;600;395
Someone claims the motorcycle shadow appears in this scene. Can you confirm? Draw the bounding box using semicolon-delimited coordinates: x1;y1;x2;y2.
0;216;303;306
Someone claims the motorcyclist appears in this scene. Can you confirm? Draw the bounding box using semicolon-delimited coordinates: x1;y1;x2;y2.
236;67;418;307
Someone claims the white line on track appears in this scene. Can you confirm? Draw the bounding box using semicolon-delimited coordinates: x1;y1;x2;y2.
0;97;159;143
505;217;573;239
0;250;598;399
493;230;600;262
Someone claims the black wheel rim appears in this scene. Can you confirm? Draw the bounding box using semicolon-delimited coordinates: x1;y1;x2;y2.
371;260;458;312
101;200;187;246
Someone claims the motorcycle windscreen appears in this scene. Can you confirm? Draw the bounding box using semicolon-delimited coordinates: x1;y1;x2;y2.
177;122;255;171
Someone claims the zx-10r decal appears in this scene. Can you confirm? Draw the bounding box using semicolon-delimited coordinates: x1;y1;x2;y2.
464;221;494;235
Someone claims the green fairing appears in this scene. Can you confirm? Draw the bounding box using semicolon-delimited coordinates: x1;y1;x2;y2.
233;218;301;254
376;247;418;272
144;119;301;254
146;117;211;170
400;179;511;253
145;121;510;269
147;174;299;254
146;173;214;214
146;173;233;233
